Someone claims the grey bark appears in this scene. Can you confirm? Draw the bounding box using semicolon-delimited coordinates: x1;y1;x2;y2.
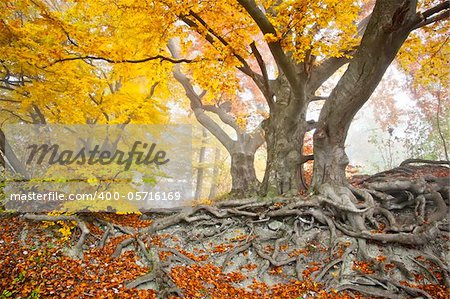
311;0;427;189
208;147;221;199
172;1;449;196
0;129;29;179
194;128;208;200
255;72;314;195
237;0;449;194
168;41;264;197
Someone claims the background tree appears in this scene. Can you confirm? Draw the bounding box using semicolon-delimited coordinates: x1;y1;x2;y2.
169;42;265;197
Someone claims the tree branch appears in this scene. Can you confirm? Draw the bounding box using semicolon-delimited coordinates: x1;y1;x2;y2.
423;1;450;18
179;9;283;113
0;109;31;123
307;13;371;94
250;42;274;109
308;56;351;94
168;41;235;151
249;126;265;151
318;0;418;137
413;10;449;29
202;105;240;132
306;120;318;131
237;0;301;94
308;96;328;102
410;1;450;30
32;104;47;124
0;85;15;91
175;73;234;151
302;154;314;163
0;98;20;103
179;11;268;100
45;55;195;68
0;129;30;178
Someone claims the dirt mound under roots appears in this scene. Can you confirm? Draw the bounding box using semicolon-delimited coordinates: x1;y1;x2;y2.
1;162;448;298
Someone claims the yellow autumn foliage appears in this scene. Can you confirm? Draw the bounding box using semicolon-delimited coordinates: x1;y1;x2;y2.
1;0;446;129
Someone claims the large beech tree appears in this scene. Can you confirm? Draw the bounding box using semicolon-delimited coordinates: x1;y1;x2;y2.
1;0;449;196
310;0;449;189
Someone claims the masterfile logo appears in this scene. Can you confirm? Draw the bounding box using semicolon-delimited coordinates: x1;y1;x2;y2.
26;141;170;170
3;124;193;212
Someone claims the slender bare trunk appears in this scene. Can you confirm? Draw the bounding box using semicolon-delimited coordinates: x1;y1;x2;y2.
208;147;221;199
194;129;208;200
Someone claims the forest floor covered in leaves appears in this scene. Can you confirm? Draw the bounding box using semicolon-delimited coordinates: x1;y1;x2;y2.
0;163;449;299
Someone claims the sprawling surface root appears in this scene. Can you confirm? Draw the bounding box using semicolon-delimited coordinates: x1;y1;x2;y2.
21;163;449;298
23;213;90;259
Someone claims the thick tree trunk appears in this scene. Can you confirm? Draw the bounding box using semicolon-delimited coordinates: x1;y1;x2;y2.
311;133;349;189
310;103;352;189
310;0;416;191
262;119;306;195
230;151;259;197
260;75;309;195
